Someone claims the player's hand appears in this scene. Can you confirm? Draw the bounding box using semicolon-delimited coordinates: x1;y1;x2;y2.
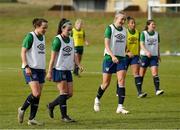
127;52;134;58
25;67;32;76
112;56;119;63
78;65;84;73
158;56;161;62
85;41;89;46
46;71;52;81
146;51;152;58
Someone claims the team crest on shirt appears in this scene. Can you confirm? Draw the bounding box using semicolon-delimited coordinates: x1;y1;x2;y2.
31;74;37;79
63;46;72;56
115;33;125;43
105;67;109;71
62;74;66;79
141;62;145;66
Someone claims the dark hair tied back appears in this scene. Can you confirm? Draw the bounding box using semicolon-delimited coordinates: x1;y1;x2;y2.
32;18;48;28
127;16;134;23
57;18;71;35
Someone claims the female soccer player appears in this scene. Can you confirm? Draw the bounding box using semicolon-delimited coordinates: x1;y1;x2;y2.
72;19;88;76
139;19;164;96
125;16;147;98
46;18;83;122
93;11;129;114
18;18;48;125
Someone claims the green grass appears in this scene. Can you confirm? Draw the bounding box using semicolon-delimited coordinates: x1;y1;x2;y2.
0;3;180;129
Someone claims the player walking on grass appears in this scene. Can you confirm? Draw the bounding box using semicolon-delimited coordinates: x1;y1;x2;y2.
93;11;129;114
140;19;164;96
123;16;147;98
18;18;48;125
46;18;83;122
72;19;89;76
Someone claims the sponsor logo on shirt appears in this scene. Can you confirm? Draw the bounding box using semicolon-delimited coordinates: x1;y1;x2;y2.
37;43;45;54
63;46;73;56
37;43;45;50
147;38;157;45
128;37;138;44
115;33;125;43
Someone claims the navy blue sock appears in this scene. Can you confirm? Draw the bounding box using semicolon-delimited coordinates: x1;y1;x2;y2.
59;95;67;118
96;86;105;99
21;94;34;111
49;95;61;108
135;76;142;95
117;86;125;104
153;75;160;91
29;96;40;120
73;64;79;75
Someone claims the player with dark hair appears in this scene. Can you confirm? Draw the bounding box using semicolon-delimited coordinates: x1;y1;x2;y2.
139;19;164;96
18;18;48;125
123;16;147;98
72;19;89;76
46;18;83;122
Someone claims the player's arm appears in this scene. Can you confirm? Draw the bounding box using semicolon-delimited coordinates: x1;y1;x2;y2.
46;37;61;81
140;32;151;58
126;47;133;58
74;54;83;72
104;26;118;63
158;33;161;61
73;39;83;72
125;31;134;58
21;33;33;76
138;32;141;56
21;48;28;68
83;30;89;46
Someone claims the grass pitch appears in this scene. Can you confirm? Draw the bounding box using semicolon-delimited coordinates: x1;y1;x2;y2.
0;3;180;129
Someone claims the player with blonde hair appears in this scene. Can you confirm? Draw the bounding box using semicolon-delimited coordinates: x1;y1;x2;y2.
93;11;129;114
72;19;88;76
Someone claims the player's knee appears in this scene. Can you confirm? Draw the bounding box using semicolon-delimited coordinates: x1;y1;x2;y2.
152;72;158;76
117;78;122;82
117;77;125;85
133;71;139;77
32;92;41;98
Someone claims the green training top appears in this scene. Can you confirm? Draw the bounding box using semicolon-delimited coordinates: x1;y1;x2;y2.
22;33;43;49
